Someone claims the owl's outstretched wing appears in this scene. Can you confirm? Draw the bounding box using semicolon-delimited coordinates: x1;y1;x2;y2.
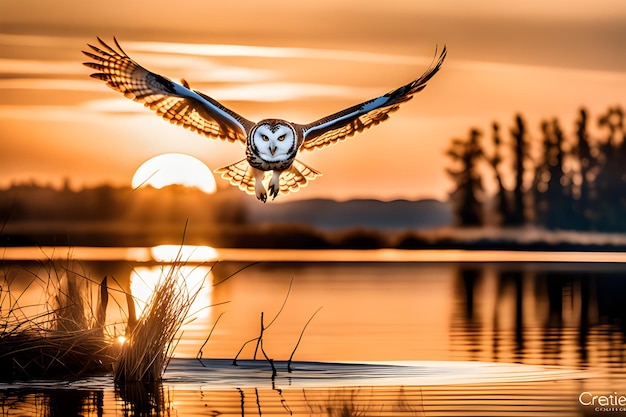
83;37;254;144
216;159;320;196
299;45;446;151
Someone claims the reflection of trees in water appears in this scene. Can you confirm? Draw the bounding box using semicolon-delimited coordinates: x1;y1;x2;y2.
199;386;426;417
452;265;626;367
496;270;525;362
304;387;424;417
452;268;483;361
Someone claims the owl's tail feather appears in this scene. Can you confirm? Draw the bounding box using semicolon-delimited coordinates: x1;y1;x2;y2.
215;159;322;197
278;159;322;195
215;159;257;195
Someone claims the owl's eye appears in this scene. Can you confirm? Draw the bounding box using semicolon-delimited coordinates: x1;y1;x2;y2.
278;135;286;142
261;135;269;142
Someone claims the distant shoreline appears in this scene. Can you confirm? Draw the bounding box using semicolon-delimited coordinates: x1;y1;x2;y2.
3;222;626;253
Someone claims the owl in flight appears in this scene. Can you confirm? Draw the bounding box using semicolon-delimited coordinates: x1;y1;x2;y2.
83;38;447;202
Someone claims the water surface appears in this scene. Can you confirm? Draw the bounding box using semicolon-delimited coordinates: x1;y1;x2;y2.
1;248;625;416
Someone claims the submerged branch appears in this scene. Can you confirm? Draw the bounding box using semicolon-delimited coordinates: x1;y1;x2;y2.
234;278;294;365
196;312;225;366
288;306;323;372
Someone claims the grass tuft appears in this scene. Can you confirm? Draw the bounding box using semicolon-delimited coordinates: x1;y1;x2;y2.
0;263;116;379
113;256;202;384
1;252;201;382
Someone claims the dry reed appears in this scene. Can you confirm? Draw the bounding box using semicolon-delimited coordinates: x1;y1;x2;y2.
1;250;203;383
0;265;116;379
113;258;202;384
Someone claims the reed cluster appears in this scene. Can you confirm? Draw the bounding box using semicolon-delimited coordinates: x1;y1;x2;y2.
0;267;115;379
113;259;201;384
0;256;200;383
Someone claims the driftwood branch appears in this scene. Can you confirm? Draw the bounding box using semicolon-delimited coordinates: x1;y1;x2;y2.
233;278;294;365
231;277;322;380
260;336;277;379
253;312;265;360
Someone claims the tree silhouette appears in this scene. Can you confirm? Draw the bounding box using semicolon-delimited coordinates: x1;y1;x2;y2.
594;106;626;230
510;115;529;226
447;104;626;231
571;108;596;229
487;123;514;225
447;129;485;226
534;119;572;229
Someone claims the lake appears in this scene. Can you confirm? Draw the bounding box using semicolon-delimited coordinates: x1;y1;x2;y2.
1;247;625;416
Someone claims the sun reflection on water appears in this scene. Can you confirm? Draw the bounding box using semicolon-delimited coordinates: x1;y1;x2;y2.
130;265;213;320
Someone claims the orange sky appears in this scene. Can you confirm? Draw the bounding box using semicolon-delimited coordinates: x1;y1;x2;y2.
0;0;625;201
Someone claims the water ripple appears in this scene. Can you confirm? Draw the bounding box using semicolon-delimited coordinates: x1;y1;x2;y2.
165;359;592;389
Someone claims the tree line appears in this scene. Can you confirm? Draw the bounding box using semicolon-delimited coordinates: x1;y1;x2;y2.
0;182;247;225
447;105;626;231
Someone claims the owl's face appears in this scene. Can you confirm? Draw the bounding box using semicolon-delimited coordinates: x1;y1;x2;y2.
250;121;297;163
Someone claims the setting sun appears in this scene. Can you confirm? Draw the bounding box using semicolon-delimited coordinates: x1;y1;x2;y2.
131;153;217;194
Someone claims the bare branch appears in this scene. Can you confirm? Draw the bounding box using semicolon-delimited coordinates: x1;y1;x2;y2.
196;312;225;365
288;307;322;372
266;277;294;329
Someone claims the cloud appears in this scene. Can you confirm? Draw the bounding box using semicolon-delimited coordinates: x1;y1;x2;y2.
187;82;377;102
0;33;71;47
0;59;85;75
128;53;276;83
0;78;104;92
121;40;431;66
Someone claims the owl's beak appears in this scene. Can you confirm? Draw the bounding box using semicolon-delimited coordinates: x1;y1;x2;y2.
269;145;276;156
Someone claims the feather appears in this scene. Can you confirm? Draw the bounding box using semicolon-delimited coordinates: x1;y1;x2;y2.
300;45;447;151
214;159;259;195
82;38;253;144
215;159;321;197
278;160;322;195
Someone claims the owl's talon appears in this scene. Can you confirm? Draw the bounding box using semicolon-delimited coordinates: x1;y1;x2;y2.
257;192;267;203
269;185;279;200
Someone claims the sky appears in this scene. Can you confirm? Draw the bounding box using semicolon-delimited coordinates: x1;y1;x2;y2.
0;0;625;202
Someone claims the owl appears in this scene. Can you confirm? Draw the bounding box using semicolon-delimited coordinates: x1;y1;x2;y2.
83;38;447;202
